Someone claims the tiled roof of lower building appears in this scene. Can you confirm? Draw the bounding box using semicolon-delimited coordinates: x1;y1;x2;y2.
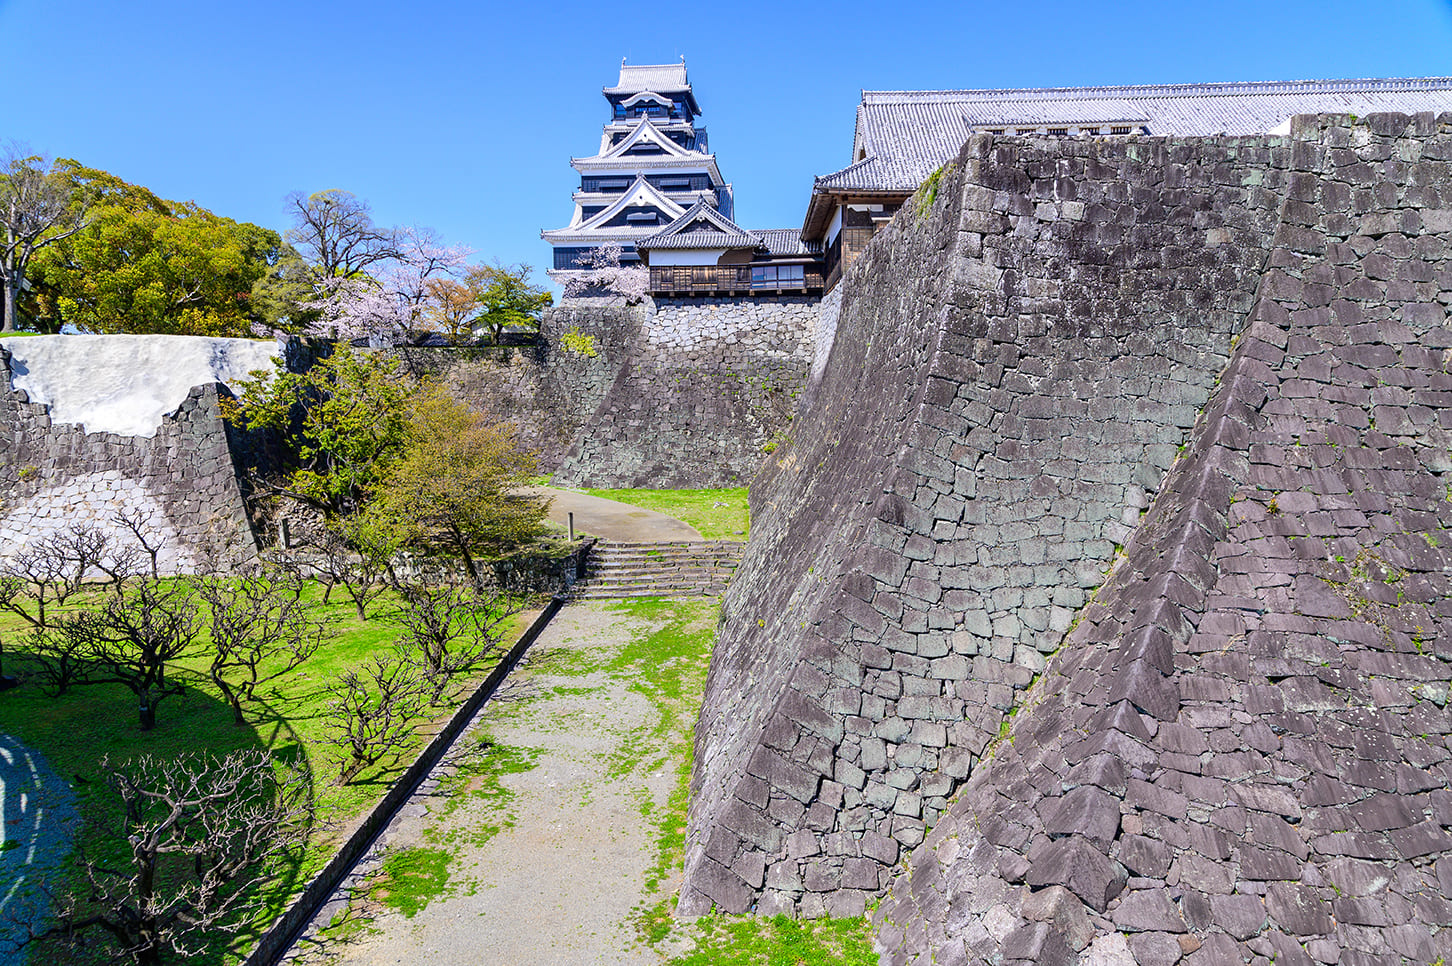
816;77;1452;196
638;200;761;250
756;229;822;256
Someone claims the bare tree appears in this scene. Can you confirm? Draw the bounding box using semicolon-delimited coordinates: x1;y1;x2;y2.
312;520;399;620
324;654;428;784
51;580;200;729
0;524;145;629
195;573;327;725
0;146;91;332
114;508;165;579
395;582;516;703
22;622;98;696
284;189;397;280
28;751;313;966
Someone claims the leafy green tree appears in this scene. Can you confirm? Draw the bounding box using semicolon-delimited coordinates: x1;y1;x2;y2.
34;203;282;336
465;262;552;343
26;163;282;336
223;347;413;515
369;385;548;584
248;242;322;333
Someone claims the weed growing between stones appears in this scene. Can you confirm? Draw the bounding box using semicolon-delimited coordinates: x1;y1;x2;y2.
666;914;876;966
913;163;953;220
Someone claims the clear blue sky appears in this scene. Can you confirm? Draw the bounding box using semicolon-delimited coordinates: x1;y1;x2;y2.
3;0;1451;286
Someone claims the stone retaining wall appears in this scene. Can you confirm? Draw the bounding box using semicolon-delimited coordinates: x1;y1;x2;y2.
679;114;1452;941
874;111;1452;966
551;294;819;488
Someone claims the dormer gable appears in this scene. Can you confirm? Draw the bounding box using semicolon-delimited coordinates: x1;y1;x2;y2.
601;116;696;160
638;200;761;250
573;175;687;232
621;91;673;109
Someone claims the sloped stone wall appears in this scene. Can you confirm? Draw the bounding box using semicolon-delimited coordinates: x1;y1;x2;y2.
0;344;262;571
679;121;1397;921
362;294;819;487
372;300;640;472
874;111;1452;966
551;295;819;488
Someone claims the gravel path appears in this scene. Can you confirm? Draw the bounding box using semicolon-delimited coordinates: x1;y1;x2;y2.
521;487;704;543
288;600;711;966
0;731;80;956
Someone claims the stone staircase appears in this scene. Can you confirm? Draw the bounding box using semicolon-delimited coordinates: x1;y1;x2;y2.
570;540;745;599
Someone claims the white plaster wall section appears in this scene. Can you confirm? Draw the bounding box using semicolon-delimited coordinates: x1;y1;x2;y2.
0;472;196;573
3;334;280;438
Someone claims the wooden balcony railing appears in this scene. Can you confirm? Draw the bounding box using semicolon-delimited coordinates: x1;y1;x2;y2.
649;264;826;295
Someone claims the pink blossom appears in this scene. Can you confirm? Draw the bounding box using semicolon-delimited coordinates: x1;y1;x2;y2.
563;243;649;303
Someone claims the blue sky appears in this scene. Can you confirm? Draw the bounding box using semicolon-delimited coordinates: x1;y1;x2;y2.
2;0;1450;286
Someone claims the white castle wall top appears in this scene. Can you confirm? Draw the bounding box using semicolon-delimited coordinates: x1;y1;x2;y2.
2;334;279;438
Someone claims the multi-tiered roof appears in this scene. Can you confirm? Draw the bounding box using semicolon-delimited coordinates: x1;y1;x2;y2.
543;60;733;273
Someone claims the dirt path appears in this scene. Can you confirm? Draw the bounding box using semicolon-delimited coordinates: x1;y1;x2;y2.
288;599;714;966
522;487;704;543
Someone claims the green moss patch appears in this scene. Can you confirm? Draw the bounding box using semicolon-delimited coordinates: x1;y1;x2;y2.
668;914;877;966
374;846;453;918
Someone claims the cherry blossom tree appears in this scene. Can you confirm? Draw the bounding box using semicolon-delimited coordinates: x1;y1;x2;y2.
303;224;472;342
563;243;649;303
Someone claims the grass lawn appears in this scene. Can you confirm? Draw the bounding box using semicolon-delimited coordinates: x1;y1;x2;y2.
582;487;750;541
0;579;531;965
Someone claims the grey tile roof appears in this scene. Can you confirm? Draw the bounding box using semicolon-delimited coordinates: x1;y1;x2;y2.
960;98;1151;126
606;62;690;94
818;77;1452;194
639;200;761;250
756;229;821;256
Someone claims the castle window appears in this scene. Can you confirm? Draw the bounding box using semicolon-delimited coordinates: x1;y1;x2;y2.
1016;128;1036;135
751;264;806;289
1080;127;1100;135
1111;126;1132;135
1047;127;1068;136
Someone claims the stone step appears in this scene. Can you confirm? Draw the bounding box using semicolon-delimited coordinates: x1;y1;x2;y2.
587;560;739;572
572;586;724;600
570;539;743;599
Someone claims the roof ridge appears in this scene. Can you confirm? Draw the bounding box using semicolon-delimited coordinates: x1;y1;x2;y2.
861;76;1452;102
641;199;759;246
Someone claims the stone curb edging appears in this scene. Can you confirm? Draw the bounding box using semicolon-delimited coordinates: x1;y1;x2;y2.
242;594;567;966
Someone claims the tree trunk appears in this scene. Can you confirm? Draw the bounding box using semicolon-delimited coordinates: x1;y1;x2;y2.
139;692;155;730
452;526;481;588
2;241;16;332
2;274;14;332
